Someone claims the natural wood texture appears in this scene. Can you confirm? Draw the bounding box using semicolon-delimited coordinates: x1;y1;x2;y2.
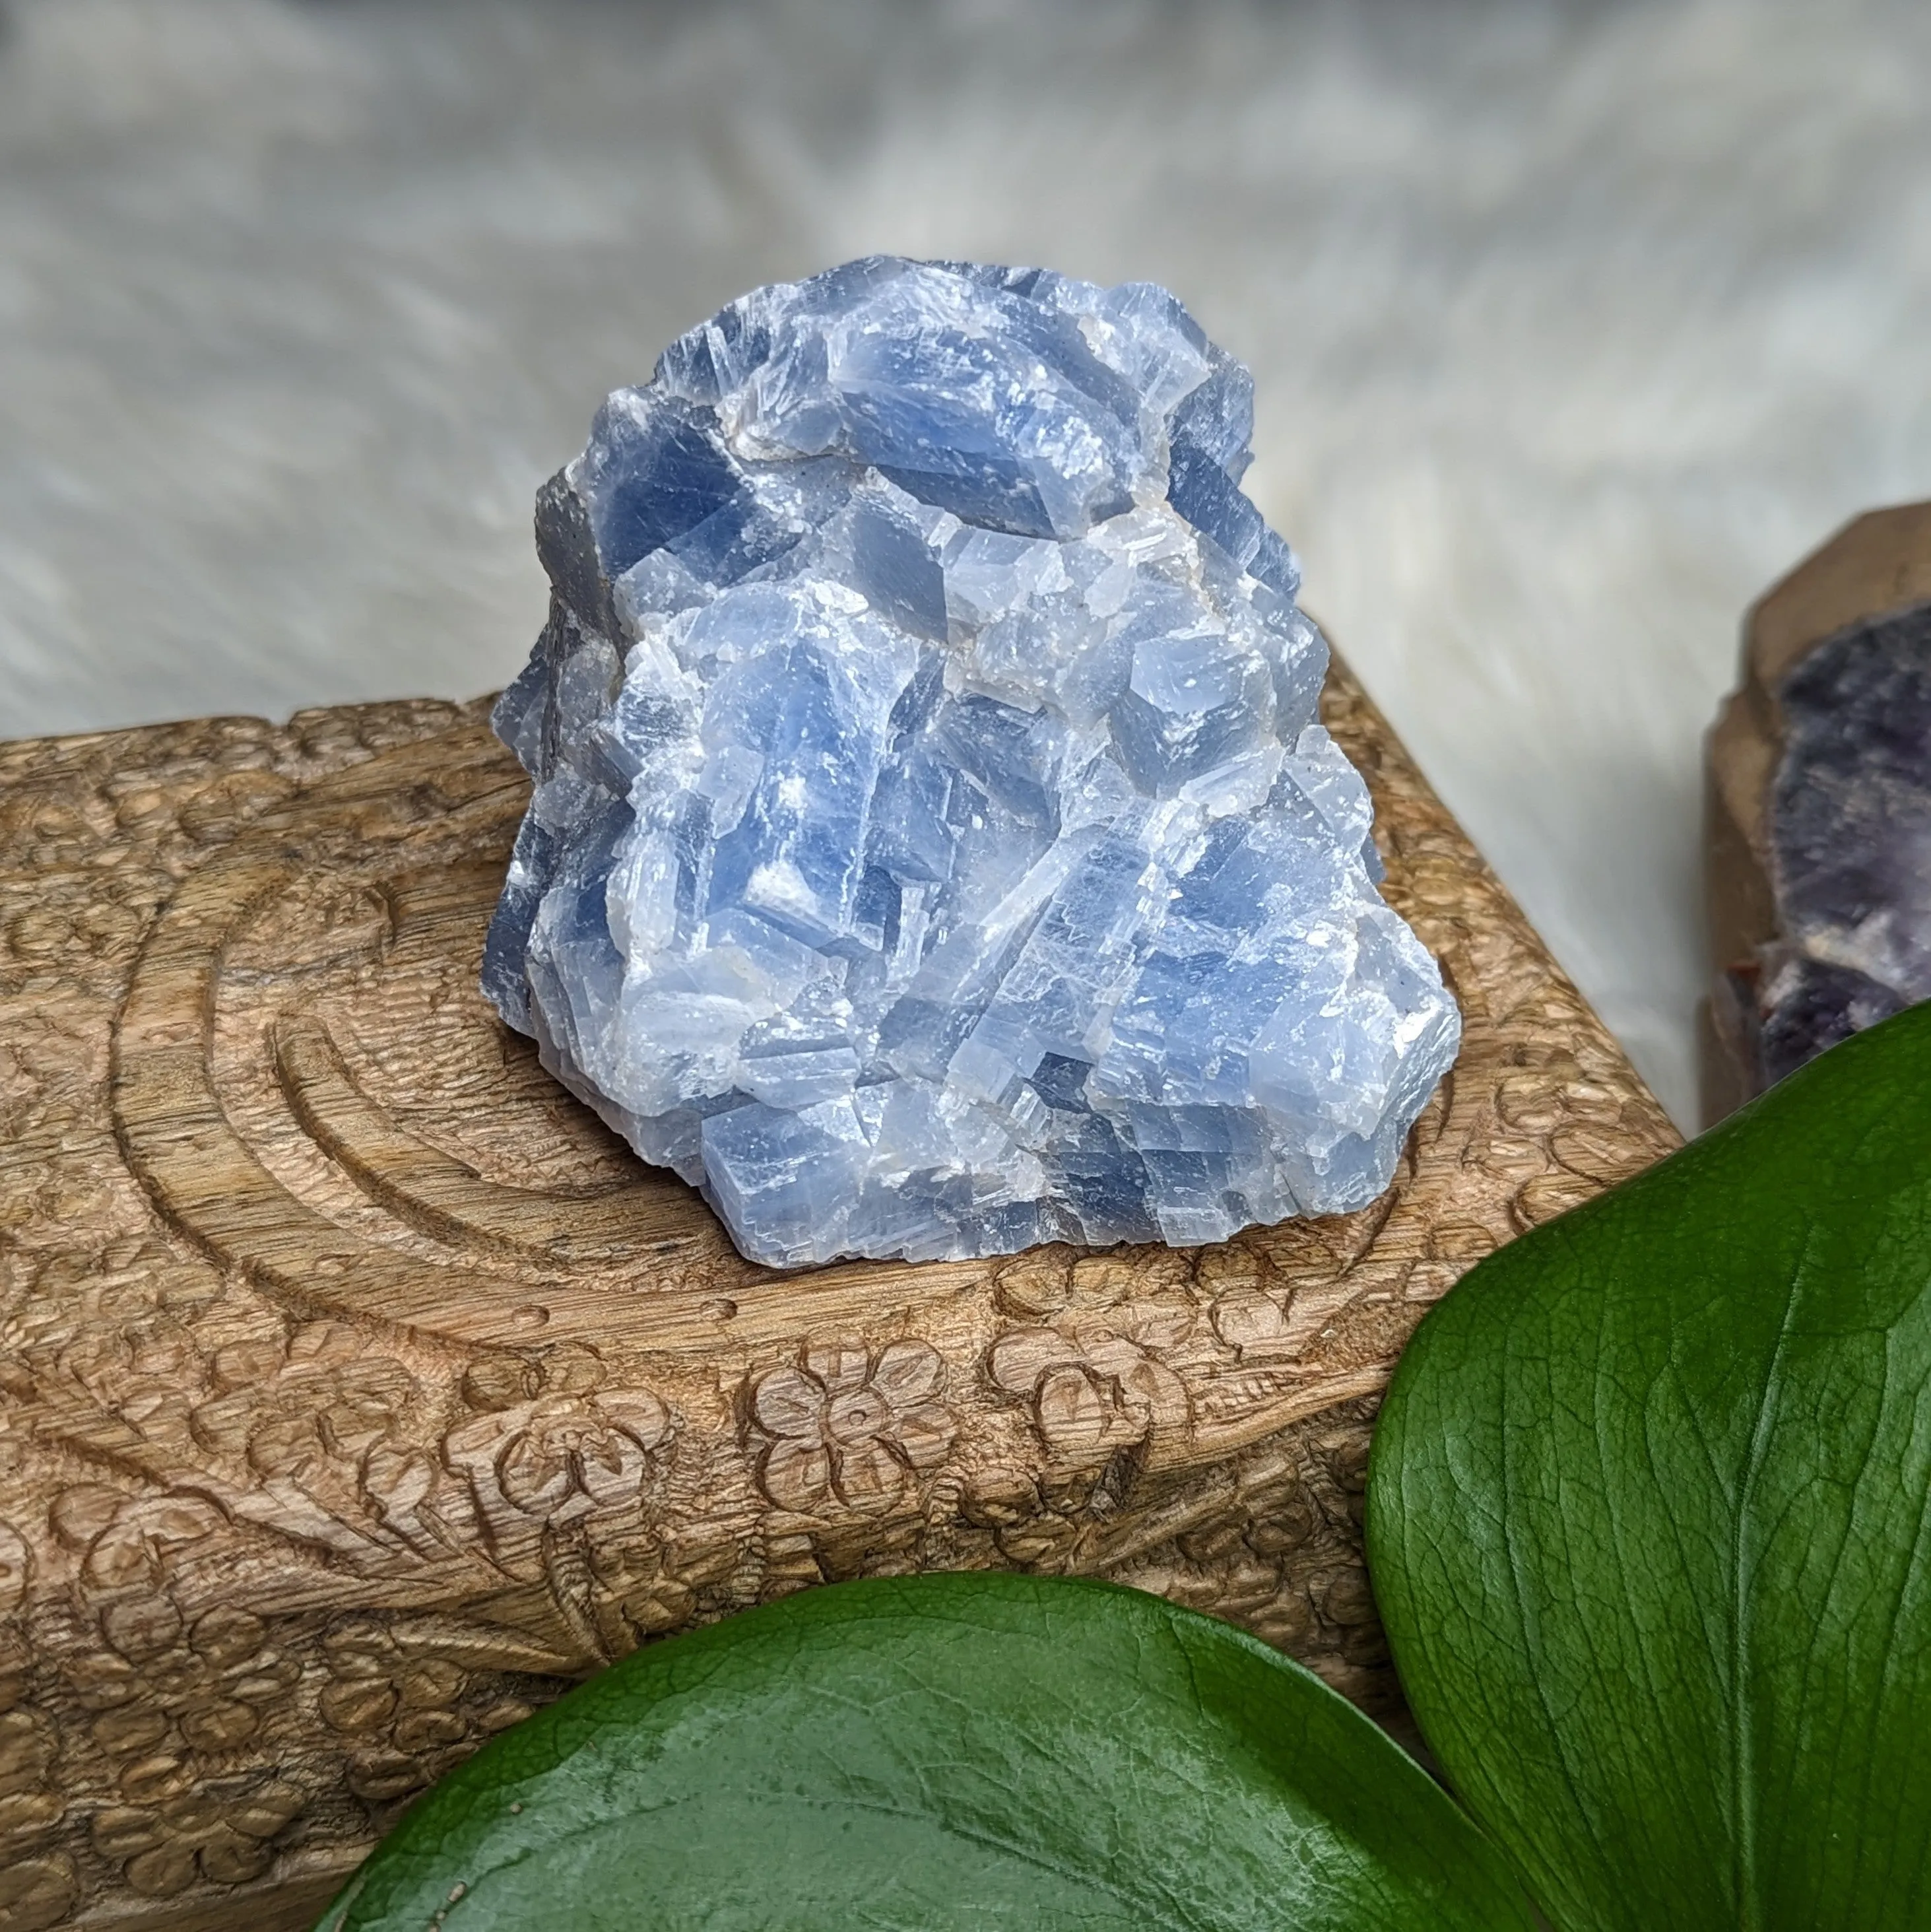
1702;500;1931;1123
0;665;1676;1932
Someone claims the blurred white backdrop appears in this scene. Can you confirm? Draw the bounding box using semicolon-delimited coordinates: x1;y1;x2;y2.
4;0;1930;1129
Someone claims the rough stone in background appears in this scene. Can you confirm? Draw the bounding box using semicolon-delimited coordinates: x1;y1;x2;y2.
1703;502;1931;1122
484;257;1460;1267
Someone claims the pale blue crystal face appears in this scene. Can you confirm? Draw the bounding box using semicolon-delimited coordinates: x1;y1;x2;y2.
484;257;1460;1268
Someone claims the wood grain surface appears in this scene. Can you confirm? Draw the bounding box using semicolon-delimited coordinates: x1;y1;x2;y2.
0;662;1677;1932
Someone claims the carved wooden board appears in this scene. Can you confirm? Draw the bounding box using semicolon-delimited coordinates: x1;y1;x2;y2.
0;664;1677;1932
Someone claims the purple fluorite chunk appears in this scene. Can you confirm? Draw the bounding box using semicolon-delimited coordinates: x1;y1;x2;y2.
1733;602;1931;1084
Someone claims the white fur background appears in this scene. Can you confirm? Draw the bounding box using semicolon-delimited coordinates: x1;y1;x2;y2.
5;0;1930;1130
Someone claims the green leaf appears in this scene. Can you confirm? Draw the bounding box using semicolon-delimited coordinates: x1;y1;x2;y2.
315;1571;1532;1931
1367;1003;1931;1932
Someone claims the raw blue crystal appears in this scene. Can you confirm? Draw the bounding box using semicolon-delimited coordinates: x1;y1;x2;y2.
484;257;1460;1268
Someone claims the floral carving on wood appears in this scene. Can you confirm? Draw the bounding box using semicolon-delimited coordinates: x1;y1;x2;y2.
319;1618;531;1809
447;1387;674;1530
190;1325;420;1489
92;1782;304;1900
83;1599;298;1765
750;1342;954;1514
987;1317;1193;1472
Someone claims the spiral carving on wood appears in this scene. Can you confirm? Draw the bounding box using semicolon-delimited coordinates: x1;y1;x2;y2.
0;669;1676;1930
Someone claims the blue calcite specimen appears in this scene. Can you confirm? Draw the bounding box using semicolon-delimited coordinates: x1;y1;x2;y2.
483;257;1460;1267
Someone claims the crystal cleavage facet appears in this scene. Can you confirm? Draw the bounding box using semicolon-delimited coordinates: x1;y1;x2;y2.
483;257;1460;1269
